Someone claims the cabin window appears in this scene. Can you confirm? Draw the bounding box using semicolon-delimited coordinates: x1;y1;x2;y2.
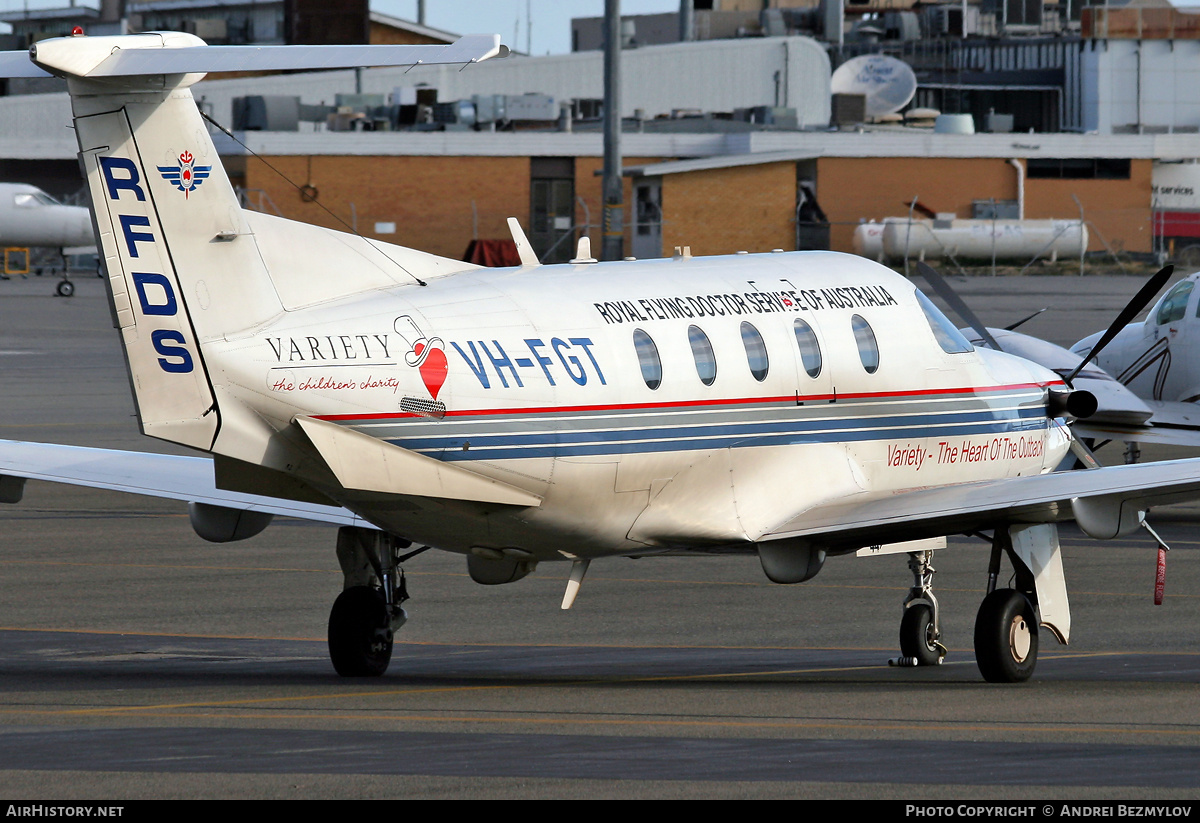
633;329;662;390
740;322;769;382
915;289;974;354
852;315;880;374
688;325;717;386
13;192;57;208
1157;280;1194;325
792;319;823;378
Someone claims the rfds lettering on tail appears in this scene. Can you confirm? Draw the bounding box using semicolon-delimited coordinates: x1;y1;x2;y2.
101;155;194;373
1;30;1200;683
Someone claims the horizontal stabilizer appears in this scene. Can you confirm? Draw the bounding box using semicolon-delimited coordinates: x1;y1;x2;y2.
12;32;503;80
295;416;542;507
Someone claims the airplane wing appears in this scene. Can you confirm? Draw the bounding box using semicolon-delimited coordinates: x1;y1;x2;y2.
0;439;369;527
1073;400;1200;449
761;456;1200;550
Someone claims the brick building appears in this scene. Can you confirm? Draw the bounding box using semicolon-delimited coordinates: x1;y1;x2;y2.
222;129;1171;262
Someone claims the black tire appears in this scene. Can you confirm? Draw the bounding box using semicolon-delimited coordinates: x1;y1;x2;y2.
328;586;393;677
55;280;74;297
974;589;1038;683
899;603;941;666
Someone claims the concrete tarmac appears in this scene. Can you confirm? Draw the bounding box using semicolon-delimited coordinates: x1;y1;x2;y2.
2;272;1200;799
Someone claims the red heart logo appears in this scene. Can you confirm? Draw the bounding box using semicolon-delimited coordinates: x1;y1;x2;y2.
418;346;448;399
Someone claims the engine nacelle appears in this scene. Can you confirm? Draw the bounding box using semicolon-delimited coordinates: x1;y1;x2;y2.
0;474;26;504
188;501;274;543
1071;494;1145;540
757;540;826;584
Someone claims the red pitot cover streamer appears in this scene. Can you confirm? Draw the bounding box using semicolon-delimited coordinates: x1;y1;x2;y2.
1154;546;1167;606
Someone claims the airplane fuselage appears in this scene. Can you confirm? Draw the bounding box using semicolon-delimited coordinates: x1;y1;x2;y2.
212;251;1072;560
0;183;94;249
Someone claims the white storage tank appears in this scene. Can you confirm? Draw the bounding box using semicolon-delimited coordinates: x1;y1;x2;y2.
852;218;906;261
877;218;1088;262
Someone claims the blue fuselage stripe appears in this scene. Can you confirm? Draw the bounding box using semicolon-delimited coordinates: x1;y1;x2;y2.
367;399;1048;461
388;406;1039;450
415;419;1048;461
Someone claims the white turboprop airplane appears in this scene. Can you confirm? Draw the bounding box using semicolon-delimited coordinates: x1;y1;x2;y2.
0;182;95;250
1067;272;1200;449
0;181;97;293
4;31;1200;684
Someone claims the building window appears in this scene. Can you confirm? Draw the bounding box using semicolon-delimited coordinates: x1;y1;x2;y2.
688;325;717;386
852;315;880;374
530;157;576;264
792;319;823;378
1026;158;1131;180
633;329;662;390
740;322;769;382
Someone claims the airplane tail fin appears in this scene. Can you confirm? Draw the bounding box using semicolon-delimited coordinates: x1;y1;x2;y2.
9;32;502;452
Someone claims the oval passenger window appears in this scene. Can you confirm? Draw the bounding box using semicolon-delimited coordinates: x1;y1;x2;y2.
688;325;717;386
851;314;880;374
793;319;823;378
740;322;769;382
633;329;662;390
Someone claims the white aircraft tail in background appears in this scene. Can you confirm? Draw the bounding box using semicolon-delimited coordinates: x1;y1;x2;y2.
2;31;1200;683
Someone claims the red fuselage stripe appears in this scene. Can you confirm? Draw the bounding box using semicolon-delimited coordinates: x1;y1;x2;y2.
312;381;1063;423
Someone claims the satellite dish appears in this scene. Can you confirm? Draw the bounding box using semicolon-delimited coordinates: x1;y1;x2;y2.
831;55;918;118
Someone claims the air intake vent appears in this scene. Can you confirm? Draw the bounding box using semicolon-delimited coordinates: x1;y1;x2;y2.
401;397;446;419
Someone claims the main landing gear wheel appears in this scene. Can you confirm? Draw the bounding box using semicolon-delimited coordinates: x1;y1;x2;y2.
974;588;1038;683
328;586;393;677
900;603;942;666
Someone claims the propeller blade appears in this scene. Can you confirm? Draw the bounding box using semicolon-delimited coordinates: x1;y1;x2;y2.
916;261;1002;351
1005;308;1048;331
1064;265;1174;386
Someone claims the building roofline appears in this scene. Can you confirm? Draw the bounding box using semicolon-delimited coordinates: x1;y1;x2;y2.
209;128;1200;162
0;7;101;23
368;10;458;44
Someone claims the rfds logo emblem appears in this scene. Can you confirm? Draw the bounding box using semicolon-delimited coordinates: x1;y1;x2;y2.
157;150;211;199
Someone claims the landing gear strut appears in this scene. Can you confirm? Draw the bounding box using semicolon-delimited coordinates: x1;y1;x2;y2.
894;550;947;666
328;526;411;677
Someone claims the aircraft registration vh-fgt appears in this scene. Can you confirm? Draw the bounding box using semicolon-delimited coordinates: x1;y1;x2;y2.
0;30;1197;683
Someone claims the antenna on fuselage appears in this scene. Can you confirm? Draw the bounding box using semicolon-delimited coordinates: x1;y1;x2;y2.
507;217;541;267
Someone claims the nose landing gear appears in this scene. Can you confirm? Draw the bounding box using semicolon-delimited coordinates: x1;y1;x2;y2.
893;550;947;667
